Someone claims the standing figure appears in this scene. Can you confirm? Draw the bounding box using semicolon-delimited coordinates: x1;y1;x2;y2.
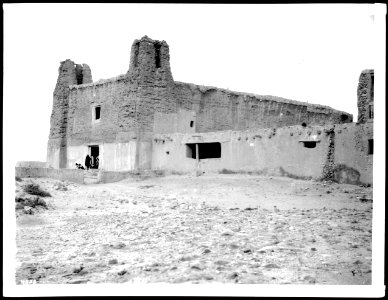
85;154;92;170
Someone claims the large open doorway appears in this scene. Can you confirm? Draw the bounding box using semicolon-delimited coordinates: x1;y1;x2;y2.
88;145;99;169
186;142;221;160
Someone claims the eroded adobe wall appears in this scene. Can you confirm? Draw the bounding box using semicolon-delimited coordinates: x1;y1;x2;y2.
152;125;333;179
47;60;93;168
333;123;373;185
67;76;127;146
172;82;353;133
357;69;374;124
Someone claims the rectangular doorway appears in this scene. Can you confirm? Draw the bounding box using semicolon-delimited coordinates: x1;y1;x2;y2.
88;145;100;169
185;142;221;159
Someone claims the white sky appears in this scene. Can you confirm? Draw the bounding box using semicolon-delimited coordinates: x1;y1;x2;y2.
3;4;384;162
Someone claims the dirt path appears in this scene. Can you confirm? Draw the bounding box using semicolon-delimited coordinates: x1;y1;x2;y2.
15;174;372;284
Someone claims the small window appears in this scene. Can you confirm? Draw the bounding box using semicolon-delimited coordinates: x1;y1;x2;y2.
369;104;374;119
303;141;317;148
154;43;161;68
368;139;373;155
95;106;101;120
190;121;194;128
301;122;307;127
341;114;348;122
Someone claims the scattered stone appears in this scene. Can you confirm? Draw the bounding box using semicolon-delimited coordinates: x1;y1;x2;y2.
202;248;211;254
191;265;203;271
264;263;280;269
72;266;84;273
108;259;118;265
214;260;229;266
221;231;234;237
311;247;317;251
118;269;127;276
229;272;239;279
110;242;126;249
243;249;252;254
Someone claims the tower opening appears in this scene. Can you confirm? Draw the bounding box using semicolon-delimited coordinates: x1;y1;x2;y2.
368;139;373;155
154;43;161;68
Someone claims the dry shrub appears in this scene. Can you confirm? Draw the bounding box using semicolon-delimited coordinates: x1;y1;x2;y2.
23;184;51;197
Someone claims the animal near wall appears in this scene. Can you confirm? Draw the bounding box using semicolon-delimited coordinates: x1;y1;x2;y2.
47;35;358;176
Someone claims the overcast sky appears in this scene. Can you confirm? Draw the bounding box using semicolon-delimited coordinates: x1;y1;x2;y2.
4;3;385;162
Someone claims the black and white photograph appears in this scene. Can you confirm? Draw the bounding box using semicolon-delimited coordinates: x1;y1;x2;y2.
3;3;386;297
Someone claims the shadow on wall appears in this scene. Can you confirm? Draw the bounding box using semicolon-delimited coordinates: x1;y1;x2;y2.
333;164;361;185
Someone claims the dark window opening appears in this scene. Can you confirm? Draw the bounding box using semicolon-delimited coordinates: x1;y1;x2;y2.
190;121;194;128
186;142;221;159
134;42;140;67
303;141;317;148
371;73;374;100
89;145;99;169
75;65;83;84
369;104;374;119
341;114;348;122
154;43;161;68
301;122;307;127
166;151;170;155
95;106;101;120
368;139;373;155
76;71;83;84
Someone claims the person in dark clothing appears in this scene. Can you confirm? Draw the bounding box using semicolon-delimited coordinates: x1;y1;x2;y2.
85;155;92;170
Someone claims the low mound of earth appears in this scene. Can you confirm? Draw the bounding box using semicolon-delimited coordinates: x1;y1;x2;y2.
15;174;372;284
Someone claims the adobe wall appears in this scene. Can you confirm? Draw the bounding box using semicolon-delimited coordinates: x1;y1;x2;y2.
333;123;373;185
152;125;333;180
15;167;84;184
357;69;374;124
47;36;354;171
172;82;352;132
16;161;48;168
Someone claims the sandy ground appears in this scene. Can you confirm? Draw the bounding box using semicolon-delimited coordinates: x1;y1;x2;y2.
15;173;373;285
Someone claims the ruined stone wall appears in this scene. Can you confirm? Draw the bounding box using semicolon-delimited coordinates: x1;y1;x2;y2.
357;69;374;124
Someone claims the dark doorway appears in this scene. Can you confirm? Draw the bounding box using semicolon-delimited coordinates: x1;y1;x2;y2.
186;142;221;160
368;139;373;155
89;145;99;169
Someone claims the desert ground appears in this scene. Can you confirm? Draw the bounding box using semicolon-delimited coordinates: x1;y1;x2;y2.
15;173;373;285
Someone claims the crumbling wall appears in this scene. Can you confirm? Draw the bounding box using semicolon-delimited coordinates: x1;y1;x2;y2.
47;59;93;168
357;69;374;124
333;123;373;185
173;82;352;132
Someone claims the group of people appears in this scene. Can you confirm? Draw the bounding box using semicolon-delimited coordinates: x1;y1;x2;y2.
75;155;99;170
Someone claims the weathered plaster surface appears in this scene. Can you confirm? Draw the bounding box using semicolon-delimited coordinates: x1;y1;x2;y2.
46;36;371;185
